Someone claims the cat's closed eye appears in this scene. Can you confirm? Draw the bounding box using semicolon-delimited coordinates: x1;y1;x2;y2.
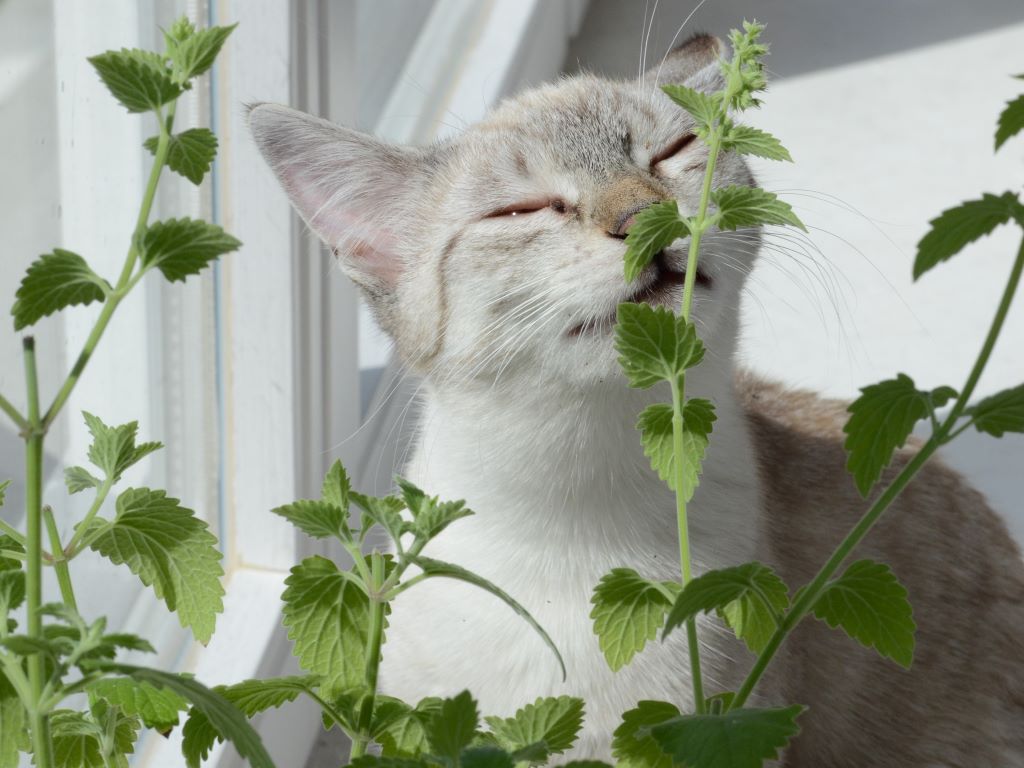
484;198;571;219
650;133;697;169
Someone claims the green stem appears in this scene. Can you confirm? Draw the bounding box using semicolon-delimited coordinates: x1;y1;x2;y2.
41;103;175;432
0;519;27;547
730;234;1024;709
350;553;387;760
0;392;29;434
64;478;114;559
43;506;77;611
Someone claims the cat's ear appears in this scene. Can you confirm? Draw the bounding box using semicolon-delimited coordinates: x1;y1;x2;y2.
247;103;432;293
645;33;726;91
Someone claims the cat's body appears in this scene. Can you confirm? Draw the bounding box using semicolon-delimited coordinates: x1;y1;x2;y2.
250;33;1024;767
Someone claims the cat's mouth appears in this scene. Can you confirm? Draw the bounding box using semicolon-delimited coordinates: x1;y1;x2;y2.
568;251;711;337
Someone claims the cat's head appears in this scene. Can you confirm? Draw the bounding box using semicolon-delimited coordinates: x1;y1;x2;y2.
250;34;759;392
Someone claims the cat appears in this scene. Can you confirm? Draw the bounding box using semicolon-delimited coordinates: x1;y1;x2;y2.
249;33;1024;767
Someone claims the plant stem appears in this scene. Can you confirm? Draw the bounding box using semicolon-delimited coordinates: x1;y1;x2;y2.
350;552;387;759
730;234;1024;709
43;505;77;611
0;392;29;434
63;478;114;559
0;519;27;546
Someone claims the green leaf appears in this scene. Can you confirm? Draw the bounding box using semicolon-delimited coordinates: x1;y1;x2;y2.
409;556;566;680
614;303;704;389
611;700;680;768
65;466;101;494
144;128;218;185
11;249;109;331
968;383;1024;437
88;49;181;113
0;669;25;768
662;563;788;654
140;218;241;283
351;758;428;768
0;480;8;508
395;478;474;542
181;676;317;767
51;707;139;768
461;747;515;768
87;676;189;732
660;85;720;127
721;124;792;161
165;16;196;47
281;555;368;696
485;696;584;756
649;705;804;768
352;493;406;544
622;201;689;283
590;569;675;671
995;94;1024;150
426;690;479;762
322;459;352;510
637;398;716;501
271;500;349;541
811;559;916;668
914;192;1024;279
378;697;442;757
712;186;806;232
84;662;274;768
168;24;237;82
82;412;162;483
87;487;224;643
842;374;947;496
0;570;25;614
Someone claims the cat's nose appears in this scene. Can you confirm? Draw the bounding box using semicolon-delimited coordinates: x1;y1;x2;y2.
595;174;671;239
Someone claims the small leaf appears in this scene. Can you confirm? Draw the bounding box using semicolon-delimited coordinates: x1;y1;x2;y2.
650;705;804;768
721;124;792;161
144;128;218;185
51;707;138;768
662;562;788;654
82;412;162;483
88;676;188;732
811;559;916;668
611;700;680;768
0;571;25;614
968;383;1024;437
614;303;704;389
590;568;675;671
378;697;442;758
322;459;352;510
914;192;1024;279
352;493;406;543
11;249;109;331
637;398;716;501
712;186;806;232
88;49;181;113
394;478;474;542
426;690;479;762
140;218;241;282
271;500;348;541
660;85;720;127
168;24;237;82
0;669;25;768
995;94;1024;150
281;556;369;696
843;374;940;496
87;487;224;643
65;466;101;494
485;696;585;756
410;556;566;680
623;201;689;283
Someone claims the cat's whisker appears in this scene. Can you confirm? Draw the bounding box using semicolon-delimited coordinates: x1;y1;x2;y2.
651;0;712;96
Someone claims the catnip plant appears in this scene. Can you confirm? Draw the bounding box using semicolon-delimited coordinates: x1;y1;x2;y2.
0;19;278;768
588;20;1024;768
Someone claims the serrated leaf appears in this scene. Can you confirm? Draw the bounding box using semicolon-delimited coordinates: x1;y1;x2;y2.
321;459;352;510
721;124;792;161
660;84;720;127
623;201;689;282
88;49;181;113
995;94;1024;150
426;690;479;761
281;555;369;696
168;24;236;82
50;710;109;768
181;676;317;767
88;677;188;732
140;218;241;282
637;398;716;501
812;559;916;668
82;412;162;483
409;556;565;680
611;700;680;768
84;662;273;768
486;696;584;756
87;487;224;643
378;697;442;758
914;192;1023;279
713;186;806;232
413;500;472;542
0;571;25;614
0;669;25;768
968;383;1024;437
11;249;109;331
65;466;101;494
0;532;22;573
842;374;943;496
615;303;704;389
649;705;804;768
352;493;406;544
144;128;218;185
663;563;788;654
271;500;348;541
590;569;675;671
